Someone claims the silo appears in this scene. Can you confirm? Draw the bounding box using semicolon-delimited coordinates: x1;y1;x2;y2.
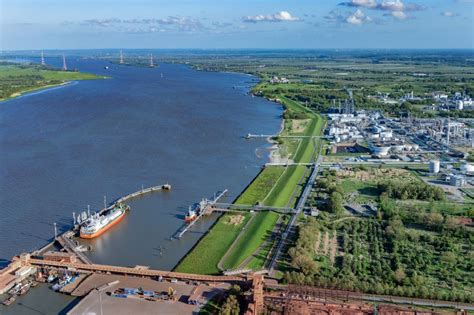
429;160;440;174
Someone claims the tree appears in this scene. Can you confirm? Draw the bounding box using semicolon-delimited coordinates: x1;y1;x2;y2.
220;295;240;315
292;255;318;275
385;218;404;239
425;213;444;228
329;191;344;215
441;251;456;265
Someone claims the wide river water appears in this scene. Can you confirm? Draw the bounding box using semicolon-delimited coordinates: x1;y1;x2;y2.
0;56;282;314
0;57;282;271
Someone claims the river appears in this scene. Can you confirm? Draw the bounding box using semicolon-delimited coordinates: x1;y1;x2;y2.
0;55;282;313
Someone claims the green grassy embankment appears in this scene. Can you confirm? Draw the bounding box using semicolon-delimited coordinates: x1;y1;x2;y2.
174;213;251;275
221;97;325;270
175;95;325;274
221;211;279;270
264;96;324;207
0;64;104;101
235;166;285;205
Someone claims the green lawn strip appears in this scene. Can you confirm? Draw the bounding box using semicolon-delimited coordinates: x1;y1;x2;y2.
395;200;474;216
245;238;276;270
278;96;324;164
235;166;285;205
340;179;379;195
222;211;279;270
0;64;104;101
177;96;324;274
174;213;251;275
286;167;312;208
264;165;307;207
0;65;101;80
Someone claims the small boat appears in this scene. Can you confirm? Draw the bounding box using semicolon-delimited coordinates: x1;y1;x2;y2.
51;283;62;291
47;274;57;283
51;275;74;291
19;284;30;296
2;296;15;306
104;66;109;70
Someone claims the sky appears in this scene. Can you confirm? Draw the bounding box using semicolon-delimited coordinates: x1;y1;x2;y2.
1;0;473;50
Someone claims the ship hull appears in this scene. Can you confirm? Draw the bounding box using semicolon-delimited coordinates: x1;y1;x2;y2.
80;210;127;239
184;216;196;223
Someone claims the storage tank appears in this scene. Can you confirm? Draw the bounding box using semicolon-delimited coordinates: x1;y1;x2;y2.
429;160;440;174
461;163;474;173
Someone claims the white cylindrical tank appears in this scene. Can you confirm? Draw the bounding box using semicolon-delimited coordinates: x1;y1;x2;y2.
429;160;440;174
461;163;474;173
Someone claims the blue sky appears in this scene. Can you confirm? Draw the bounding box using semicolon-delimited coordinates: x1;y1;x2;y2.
1;0;473;50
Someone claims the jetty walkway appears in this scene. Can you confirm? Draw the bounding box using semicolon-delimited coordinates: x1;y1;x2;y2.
106;183;171;211
25;256;243;283
173;189;228;239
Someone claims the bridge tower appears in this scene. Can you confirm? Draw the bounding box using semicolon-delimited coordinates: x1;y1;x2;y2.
62;54;67;71
40;52;46;66
149;54;154;67
119;50;124;64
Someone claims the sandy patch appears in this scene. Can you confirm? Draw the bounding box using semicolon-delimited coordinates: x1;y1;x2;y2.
337;168;410;182
225;214;245;226
291;119;310;133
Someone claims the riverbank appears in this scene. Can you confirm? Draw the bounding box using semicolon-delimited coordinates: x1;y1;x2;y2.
0;63;105;102
175;90;325;274
2;81;72;102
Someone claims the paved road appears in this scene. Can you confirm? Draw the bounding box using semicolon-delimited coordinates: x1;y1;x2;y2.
268;149;323;273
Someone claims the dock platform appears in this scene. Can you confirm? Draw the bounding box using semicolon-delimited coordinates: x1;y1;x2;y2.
173;189;228;239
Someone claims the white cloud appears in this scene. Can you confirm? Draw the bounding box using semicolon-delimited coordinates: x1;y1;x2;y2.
346;9;372;24
242;11;300;23
391;11;407;19
339;0;424;21
80;17;205;32
379;0;405;12
344;0;377;8
442;11;459;17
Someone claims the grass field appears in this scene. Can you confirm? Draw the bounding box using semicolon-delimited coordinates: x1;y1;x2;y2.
220;97;324;268
0;65;100;80
221;211;279;270
340;179;379;199
176;96;325;274
263;96;324;207
174;213;251;274
264;165;308;207
0;64;103;101
235;166;285;205
396;200;474;216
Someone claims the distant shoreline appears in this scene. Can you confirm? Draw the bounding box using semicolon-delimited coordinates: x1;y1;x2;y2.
0;81;72;102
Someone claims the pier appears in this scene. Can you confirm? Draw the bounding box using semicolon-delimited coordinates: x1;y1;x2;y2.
245;133;325;139
74;183;172;226
23;255;243;283
110;184;171;208
265;162;315;167
211;203;296;214
173;189;228;239
48;184;172;266
56;232;92;264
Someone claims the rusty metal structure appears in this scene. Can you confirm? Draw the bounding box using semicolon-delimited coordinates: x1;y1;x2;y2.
260;285;467;315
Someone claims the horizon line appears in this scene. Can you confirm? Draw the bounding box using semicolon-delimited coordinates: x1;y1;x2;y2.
1;48;474;52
